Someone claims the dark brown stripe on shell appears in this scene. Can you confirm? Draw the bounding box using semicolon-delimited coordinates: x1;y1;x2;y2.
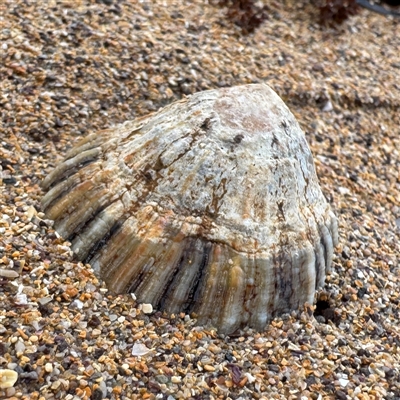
156;237;212;313
67;201;112;243
83;219;124;265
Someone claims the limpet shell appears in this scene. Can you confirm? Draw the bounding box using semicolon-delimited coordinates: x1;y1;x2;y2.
41;84;338;334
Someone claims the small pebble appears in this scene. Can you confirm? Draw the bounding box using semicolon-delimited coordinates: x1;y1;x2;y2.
0;269;19;279
29;335;38;343
0;370;18;389
141;303;153;314
131;343;151;356
45;363;53;373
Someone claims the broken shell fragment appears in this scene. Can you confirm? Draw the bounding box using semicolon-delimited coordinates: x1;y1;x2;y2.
0;369;18;389
41;84;338;334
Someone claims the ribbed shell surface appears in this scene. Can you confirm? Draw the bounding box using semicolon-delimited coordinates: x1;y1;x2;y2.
42;84;338;334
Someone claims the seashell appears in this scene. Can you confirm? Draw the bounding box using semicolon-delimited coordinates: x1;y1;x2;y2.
41;84;338;334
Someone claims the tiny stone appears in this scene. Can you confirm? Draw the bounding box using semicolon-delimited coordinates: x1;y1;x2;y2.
245;372;256;383
131;343;151;356
92;329;102;337
19;371;38;381
322;100;333;112
38;296;53;305
141;303;153;314
0;269;19;279
45;363;53;373
51;380;61;390
171;376;181;383
91;388;104;400
156;375;169;384
208;344;222;354
6;387;16;397
339;378;349;387
362;248;371;257
383;367;396;379
14;293;28;305
335;390;348;400
99;381;107;396
0;369;18;389
73;299;84;309
14;341;25;353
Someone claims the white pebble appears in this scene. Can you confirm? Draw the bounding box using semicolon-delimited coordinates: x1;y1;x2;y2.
45;363;53;373
244;372;256;383
339;378;349;387
14;293;27;305
131;343;151;356
141;303;153;314
73;299;83;309
0;369;18;389
14;341;25;353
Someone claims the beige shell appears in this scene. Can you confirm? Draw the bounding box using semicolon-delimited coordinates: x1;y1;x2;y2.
41;84;338;334
0;369;18;389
